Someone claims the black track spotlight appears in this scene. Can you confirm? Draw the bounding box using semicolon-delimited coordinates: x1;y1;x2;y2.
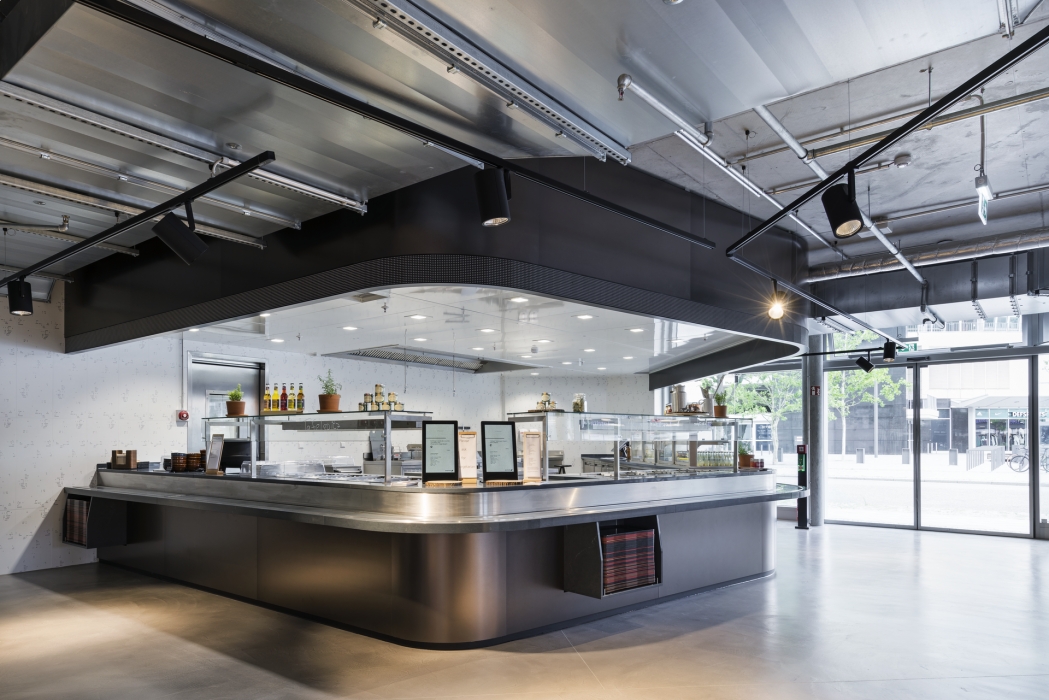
152;212;208;265
7;279;32;316
475;167;511;227
882;340;897;363
822;169;863;239
855;353;875;373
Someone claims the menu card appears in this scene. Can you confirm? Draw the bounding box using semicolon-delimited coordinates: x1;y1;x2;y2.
423;421;459;481
522;431;542;482
458;431;477;480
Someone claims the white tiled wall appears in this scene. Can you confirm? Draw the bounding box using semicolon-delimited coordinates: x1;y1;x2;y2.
0;284;652;575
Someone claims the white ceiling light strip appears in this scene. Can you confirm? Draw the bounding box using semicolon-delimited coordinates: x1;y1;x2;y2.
343;0;631;164
0;82;366;214
617;74;837;251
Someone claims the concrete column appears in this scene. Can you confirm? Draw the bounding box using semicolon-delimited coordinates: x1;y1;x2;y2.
803;333;826;526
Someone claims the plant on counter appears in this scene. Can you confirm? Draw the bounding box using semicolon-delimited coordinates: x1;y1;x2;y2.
737;442;753;468
317;370;342;412
226;384;246;416
713;390;729;418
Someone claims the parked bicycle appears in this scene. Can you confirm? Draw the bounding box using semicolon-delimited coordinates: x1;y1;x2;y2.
1008;446;1049;473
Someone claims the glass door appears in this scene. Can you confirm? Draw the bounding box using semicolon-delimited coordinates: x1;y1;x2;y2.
825;365;914;525
917;359;1031;534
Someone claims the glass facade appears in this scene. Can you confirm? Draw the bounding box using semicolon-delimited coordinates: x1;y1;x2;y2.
917;360;1030;534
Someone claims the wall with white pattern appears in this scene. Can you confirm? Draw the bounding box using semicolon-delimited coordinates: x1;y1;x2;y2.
0;284;652;575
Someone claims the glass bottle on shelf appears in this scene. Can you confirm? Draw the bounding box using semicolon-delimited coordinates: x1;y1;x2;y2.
280;383;288;411
297;383;304;412
263;383;270;411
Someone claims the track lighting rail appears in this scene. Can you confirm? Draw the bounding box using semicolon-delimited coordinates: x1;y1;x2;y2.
0;151;275;287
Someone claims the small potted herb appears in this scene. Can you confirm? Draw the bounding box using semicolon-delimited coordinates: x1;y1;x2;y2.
737;443;753;468
713;391;728;418
317;370;342;412
226;384;246;416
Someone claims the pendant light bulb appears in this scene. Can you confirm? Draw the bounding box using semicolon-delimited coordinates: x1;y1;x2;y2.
767;279;785;320
7;279;33;316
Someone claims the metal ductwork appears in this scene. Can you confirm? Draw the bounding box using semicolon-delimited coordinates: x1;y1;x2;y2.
804;225;1049;283
325;345;538;374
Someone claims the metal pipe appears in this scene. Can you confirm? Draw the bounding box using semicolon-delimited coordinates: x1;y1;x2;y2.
0;173;265;249
0;151;274;286
619;78;838;251
767;163;891;195
0;215;68;234
875;181;1049;226
1;217;138;256
0;264;71;283
727;22;1049;256
809;86;1049;160
83;1;711;248
753;104;925;283
805;224;1049;283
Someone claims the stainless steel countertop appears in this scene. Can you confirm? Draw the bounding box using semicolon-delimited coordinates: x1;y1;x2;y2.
66;469;807;533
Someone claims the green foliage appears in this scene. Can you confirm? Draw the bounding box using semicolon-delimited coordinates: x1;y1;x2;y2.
714;391;727;406
227;384;243;402
725;371;803;461
738;442;752;456
827;331;909;454
318;369;342;395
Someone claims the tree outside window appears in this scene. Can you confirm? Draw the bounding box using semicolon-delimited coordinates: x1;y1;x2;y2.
726;371;802;462
827;331;908;455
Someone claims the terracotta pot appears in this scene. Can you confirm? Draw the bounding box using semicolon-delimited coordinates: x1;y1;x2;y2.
226;401;246;416
739;454;752;468
318;394;341;412
713;405;727;418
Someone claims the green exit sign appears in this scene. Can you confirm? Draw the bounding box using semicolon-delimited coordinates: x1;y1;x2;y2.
898;342;918;353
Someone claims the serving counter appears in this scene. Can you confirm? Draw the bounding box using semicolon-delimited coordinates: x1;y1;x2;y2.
64;410;804;647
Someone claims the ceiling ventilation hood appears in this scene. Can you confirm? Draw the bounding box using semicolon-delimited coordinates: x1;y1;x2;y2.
325;345;538;373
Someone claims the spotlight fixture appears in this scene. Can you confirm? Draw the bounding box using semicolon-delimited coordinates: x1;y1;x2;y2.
188;328;199;332
629;328;644;333
260;313;271;318
270;338;284;343
623;356;634;360
536;339;552;344
768;279;785;320
521;354;533;359
479;328;496;333
883;340;897;362
414;338;428;342
475;167;511;226
509;297;528;303
821;169;863;239
531;372;539;376
597;367;607;370
7;279;33;316
562;361;572;365
152;211;208;265
855;354;875;373
584;348;595;352
409;314;428;320
343;326;357;331
471;347;483;351
576;314;593;320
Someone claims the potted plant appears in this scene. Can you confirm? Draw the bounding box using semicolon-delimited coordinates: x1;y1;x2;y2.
713;391;728;418
226;384;246;416
738;443;753;468
317;369;342;412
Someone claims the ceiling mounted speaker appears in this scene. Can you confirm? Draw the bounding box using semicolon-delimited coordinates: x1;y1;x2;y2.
475;168;511;227
7;279;32;316
152;212;209;265
822;170;863;239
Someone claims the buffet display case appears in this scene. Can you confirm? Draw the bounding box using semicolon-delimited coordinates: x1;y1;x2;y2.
203;410;431;482
507;412;751;480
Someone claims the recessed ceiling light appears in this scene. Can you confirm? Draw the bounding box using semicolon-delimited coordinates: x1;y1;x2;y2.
521;354;533;358
186;328;199;332
623;356;634;360
536;339;552;344
576;314;593;320
597;367;606;370
530;372;539;376
260;313;271;318
629;328;644;333
479;328;496;333
414;337;427;342
271;338;284;343
343;326;357;331
409;315;427;320
471;347;484;351
562;361;572;365
510;297;528;303
584;348;595;352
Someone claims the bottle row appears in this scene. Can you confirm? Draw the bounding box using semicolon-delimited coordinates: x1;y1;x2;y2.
264;383;305;413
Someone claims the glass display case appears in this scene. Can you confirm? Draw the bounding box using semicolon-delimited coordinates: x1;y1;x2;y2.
507;412;749;480
203;410;431;482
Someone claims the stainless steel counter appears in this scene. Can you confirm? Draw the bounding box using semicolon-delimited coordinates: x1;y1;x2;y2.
68;468;804;534
74;469;804;647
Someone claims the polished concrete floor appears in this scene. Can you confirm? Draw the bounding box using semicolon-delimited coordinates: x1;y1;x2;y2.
2;522;1047;700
